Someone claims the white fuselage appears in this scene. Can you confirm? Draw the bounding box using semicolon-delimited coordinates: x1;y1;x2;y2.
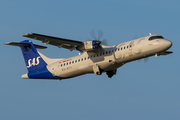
46;35;172;79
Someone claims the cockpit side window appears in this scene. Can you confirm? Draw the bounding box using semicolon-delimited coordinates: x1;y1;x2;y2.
149;36;164;41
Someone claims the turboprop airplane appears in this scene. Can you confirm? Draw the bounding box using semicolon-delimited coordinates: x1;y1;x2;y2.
4;33;172;79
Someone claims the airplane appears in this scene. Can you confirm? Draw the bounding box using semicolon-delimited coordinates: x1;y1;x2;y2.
4;33;172;80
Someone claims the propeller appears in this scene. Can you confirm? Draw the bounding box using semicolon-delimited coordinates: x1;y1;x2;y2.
144;57;149;63
101;39;108;45
138;57;149;63
90;29;108;46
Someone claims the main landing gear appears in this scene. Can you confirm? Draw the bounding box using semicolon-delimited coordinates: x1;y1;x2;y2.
106;69;117;78
93;64;117;78
93;64;103;75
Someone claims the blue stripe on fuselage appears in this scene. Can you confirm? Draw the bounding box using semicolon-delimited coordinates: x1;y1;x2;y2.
28;67;64;79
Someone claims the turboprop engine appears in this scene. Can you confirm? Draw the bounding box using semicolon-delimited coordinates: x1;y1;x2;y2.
83;40;101;51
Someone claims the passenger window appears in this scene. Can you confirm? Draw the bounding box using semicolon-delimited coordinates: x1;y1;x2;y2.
78;59;80;62
67;63;68;65
88;57;90;59
94;55;96;57
75;60;77;63
64;63;65;66
103;52;105;55
118;48;120;51
97;54;98;57
84;57;86;60
100;53;101;56
81;58;83;61
72;61;74;64
127;46;128;48
106;51;108;54
130;45;132;47
112;50;114;52
69;62;71;64
109;51;111;53
124;47;125;49
121;47;123;50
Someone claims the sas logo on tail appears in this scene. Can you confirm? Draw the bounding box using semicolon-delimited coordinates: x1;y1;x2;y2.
27;56;41;68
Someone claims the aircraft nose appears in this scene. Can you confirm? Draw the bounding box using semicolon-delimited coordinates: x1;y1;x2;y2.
165;40;172;49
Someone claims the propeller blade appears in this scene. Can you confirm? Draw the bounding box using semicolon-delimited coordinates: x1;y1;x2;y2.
101;39;108;45
98;29;104;40
144;58;149;63
90;29;97;40
90;29;108;46
138;58;149;63
133;35;138;39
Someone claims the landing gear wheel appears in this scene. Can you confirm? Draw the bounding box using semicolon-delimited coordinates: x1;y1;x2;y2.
96;72;102;75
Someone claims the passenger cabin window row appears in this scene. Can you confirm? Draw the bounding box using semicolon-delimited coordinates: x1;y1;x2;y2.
59;44;132;67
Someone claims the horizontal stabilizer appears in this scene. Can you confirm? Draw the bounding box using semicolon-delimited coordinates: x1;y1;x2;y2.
4;42;47;49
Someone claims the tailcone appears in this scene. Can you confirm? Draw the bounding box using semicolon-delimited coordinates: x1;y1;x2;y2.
21;73;29;79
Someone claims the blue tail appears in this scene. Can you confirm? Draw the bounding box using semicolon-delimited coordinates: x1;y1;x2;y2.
5;40;63;79
20;40;47;72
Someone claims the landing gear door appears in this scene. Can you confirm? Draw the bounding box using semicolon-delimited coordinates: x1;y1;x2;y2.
93;64;102;75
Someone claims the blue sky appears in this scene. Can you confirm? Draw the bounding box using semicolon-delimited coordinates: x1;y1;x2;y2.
0;0;179;120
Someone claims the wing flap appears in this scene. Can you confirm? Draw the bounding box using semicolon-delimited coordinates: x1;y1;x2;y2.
23;33;83;51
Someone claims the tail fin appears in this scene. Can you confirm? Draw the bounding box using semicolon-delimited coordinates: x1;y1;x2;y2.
5;40;47;72
5;40;64;79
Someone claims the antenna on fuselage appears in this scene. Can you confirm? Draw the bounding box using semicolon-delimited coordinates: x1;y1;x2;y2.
79;53;81;55
149;33;152;36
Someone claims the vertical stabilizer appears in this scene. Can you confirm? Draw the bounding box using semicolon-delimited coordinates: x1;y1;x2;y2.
20;40;47;72
5;40;63;79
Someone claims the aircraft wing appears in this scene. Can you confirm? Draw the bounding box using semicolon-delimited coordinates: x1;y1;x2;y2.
160;51;173;55
23;33;84;52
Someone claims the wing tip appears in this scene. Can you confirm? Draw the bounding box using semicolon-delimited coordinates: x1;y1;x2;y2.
23;33;33;37
4;42;11;45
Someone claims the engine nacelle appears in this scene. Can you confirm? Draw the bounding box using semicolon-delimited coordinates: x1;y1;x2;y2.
83;40;101;51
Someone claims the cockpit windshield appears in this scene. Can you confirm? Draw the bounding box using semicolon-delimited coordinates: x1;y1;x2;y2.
148;36;164;41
